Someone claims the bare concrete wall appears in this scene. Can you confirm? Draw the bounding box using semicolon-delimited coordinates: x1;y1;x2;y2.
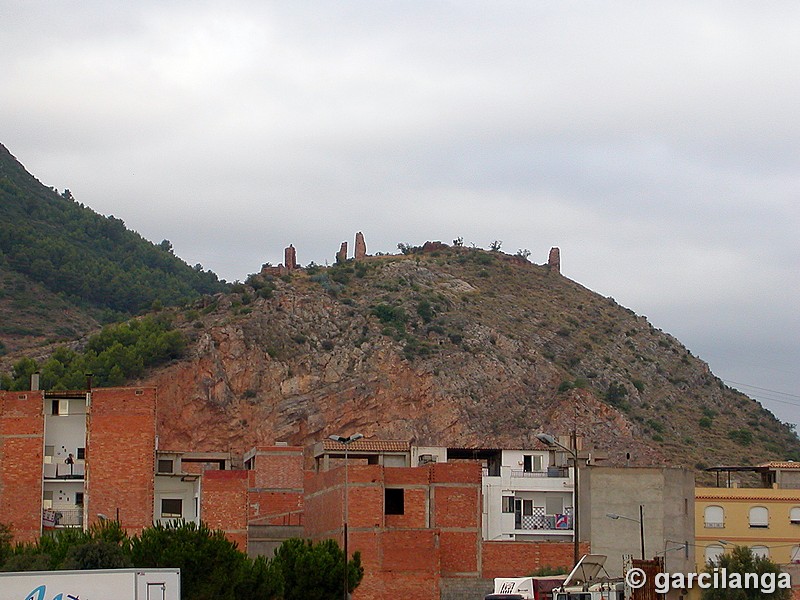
248;524;304;558
580;466;695;577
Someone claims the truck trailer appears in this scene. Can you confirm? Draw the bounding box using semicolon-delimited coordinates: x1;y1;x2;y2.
0;568;180;600
486;555;626;600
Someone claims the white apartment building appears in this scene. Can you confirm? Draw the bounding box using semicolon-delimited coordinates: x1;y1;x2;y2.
480;448;575;542
409;444;575;543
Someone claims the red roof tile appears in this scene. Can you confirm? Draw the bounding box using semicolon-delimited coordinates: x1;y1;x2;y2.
322;439;410;453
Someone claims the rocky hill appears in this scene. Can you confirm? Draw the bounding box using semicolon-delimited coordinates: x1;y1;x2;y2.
2;142;795;472
135;244;799;473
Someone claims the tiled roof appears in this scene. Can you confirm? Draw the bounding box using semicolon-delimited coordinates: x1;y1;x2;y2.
322;439;410;453
759;461;800;469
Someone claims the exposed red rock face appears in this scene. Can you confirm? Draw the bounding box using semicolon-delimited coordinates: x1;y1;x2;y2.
355;232;367;260
336;242;347;264
145;284;662;468
136;247;794;474
548;247;560;273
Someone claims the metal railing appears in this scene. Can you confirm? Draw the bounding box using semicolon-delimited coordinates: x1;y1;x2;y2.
511;467;569;478
517;509;573;531
43;508;83;528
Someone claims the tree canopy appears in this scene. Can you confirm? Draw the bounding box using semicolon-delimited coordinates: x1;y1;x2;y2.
0;144;227;316
0;521;362;600
1;315;186;390
701;545;791;600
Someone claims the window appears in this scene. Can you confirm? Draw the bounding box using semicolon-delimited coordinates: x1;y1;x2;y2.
76;447;85;460
502;496;514;513
545;495;564;515
157;459;174;474
749;506;769;528
161;498;183;519
523;499;533;516
705;544;724;564
51;399;69;415
385;488;404;515
523;455;543;473
704;505;724;528
44;446;54;464
790;545;800;563
751;546;769;559
790;507;800;524
75;492;84;506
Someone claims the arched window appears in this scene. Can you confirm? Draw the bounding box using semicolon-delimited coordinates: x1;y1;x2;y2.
790;507;800;524
751;546;769;559
705;544;724;564
749;506;769;528
790;545;800;563
704;505;724;528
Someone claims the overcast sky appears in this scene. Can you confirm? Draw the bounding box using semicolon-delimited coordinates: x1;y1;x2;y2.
2;1;798;429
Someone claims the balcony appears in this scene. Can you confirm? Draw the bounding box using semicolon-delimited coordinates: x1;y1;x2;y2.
43;462;85;480
517;507;573;531
43;507;83;529
511;467;569;478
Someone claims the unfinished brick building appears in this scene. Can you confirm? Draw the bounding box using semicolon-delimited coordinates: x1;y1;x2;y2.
308;439;583;600
0;387;158;541
1;385;581;600
0;387;302;552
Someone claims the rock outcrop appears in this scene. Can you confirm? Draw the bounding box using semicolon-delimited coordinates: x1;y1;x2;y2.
355;232;367;260
548;247;560;273
285;245;298;271
336;242;347;264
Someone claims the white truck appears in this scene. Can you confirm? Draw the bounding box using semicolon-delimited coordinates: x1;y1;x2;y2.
0;568;180;600
487;555;627;600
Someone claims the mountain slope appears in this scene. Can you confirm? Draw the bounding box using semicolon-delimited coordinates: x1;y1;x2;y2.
0;143;227;332
134;247;799;473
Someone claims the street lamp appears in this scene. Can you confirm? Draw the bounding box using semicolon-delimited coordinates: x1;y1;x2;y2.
606;505;645;559
328;433;364;600
536;432;580;566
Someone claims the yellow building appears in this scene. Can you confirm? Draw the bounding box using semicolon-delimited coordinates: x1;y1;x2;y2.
695;462;800;569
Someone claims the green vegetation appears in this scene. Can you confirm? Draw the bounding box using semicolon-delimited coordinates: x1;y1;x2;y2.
1;315;185;390
0;144;227;316
701;545;790;600
605;382;629;410
273;538;363;600
728;429;754;446
372;304;407;333
0;520;363;600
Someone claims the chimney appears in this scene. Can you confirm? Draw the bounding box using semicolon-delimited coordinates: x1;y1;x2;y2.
30;372;40;391
85;373;93;391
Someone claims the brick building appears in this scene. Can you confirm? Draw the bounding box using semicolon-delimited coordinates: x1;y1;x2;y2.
0;386;299;551
1;385;581;599
309;439;583;600
0;387;159;540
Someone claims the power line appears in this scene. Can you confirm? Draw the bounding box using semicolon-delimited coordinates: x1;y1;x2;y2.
723;380;800;400
722;380;800;411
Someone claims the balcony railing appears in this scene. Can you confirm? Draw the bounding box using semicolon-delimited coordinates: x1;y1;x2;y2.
511;467;569;478
518;508;573;531
704;521;724;528
43;462;85;480
43;508;83;529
